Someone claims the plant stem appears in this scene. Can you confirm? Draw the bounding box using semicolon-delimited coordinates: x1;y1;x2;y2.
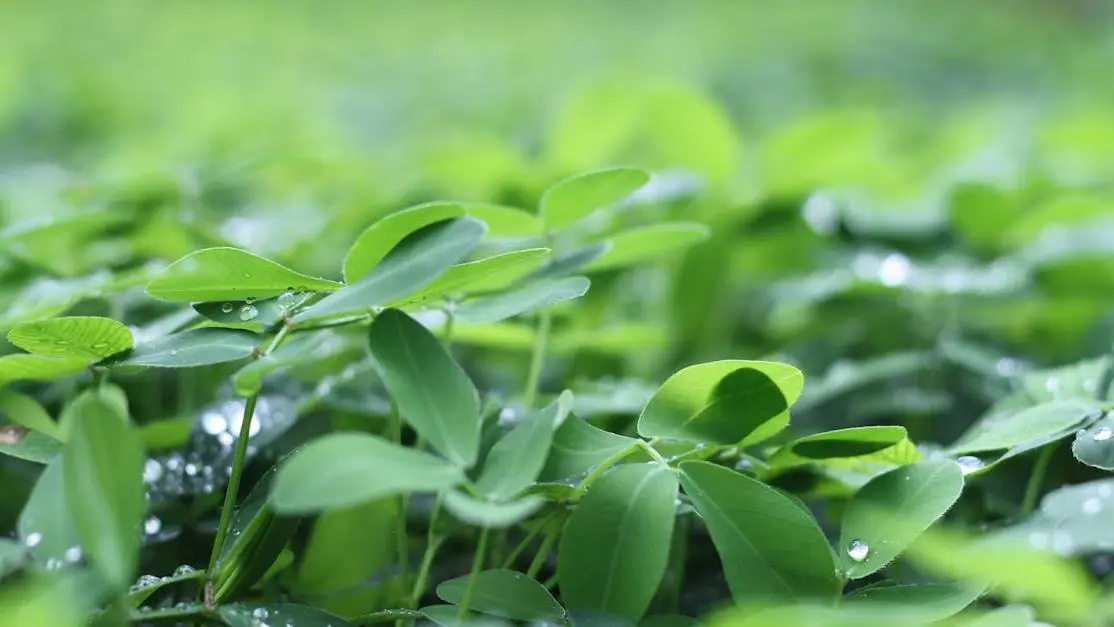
639;439;670;467
409;494;445;608
501;512;555;568
263;322;292;355
457;527;491;620
354;609;426;625
522;310;552;411
206;393;260;574
574;442;640;499
389;400;410;618
526;526;558;578
442;307;456;349
1022;443;1058;515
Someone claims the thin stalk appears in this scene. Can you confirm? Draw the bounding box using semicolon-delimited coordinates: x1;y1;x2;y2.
1022;443;1058;515
390;400;410;617
542;572;558;590
206;393;260;573
442;307;456;349
639;439;670;467
526;526;558;579
409;495;445;608
522;310;552;411
574;441;640;499
501;511;556;568
457;528;491;620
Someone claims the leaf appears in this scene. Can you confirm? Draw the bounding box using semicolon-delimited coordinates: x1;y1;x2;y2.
557;463;678;622
0;389;62;440
638;361;803;446
392;248;550;307
421;604;487;627
367;308;481;467
843;583;984;623
7;316;133;361
640;616;701;627
63;393;145;590
948;606;1035;627
950;401;1096;454
113;328;258;368
528;243;612;279
269;433;464;514
218;603;351;627
294;218;487;324
437;569;565;621
539;168;650;231
146;247;341;302
993;478;1114;557
585;223;710;273
442;491;544;529
0;425;63;463
343;202;465;282
774;426;908;461
678;461;840;604
18;457;80;562
475;395;569;500
456;276;591;324
295;498;398;596
465;203;543;239
0;539;26;579
232;333;320;397
839;460;965;579
1071;413;1114;470
193;298;285;327
539;415;636;482
126;565;205;608
0;354;89;388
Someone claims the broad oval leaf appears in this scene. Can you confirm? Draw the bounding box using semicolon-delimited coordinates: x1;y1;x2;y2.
392;248;550;307
437;569;565;621
839;459;965;579
18;457;80;562
777;426;908;461
113;328;258;368
367;308;481;467
951;401;1096;454
0;354;89;388
269;433;464;514
638;361;804;446
0;389;62;440
539;415;636;482
540;168;650;231
63;392;145;590
678;461;840;604
475;395;569;500
294;218;487;324
465;203;543;239
1071;414;1114;470
843;583;985;624
585;223;710;273
527;243;612;280
457;276;591;325
294;497;398;596
343;202;465;283
442;491;544;529
557;463;678;622
219;603;351;627
995;478;1114;557
146;247;341;303
8;316;133;361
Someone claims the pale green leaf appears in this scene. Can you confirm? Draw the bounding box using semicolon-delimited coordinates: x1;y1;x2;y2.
8;316;133;361
539;415;636;482
540;168;649;231
146;247;341;302
585;223;710;273
0;389;62;440
0;354;88;388
392;248;550;307
951;401;1096;454
464;203;543;239
456;276;591;325
475;395;569;500
343;202;465;283
113;328;258;368
442;492;545;529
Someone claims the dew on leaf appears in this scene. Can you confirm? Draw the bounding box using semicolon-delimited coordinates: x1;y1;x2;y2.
63;546;82;563
252;607;269;619
1052;531;1075;556
955;455;984;475
238;304;259;321
144;516;162;535
221;302;235;313
846;539;870;562
173;564;197;577
1082;497;1104;515
133;574;161;589
1093;427;1112;441
24;532;42;548
1029;531;1049;550
0;425;29;445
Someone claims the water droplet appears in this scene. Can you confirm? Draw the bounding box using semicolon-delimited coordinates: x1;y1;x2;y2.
24;532;42;548
1084;378;1098;393
173;564;197;577
1045;378;1061;396
184;463;199;477
846;539;870;562
733;458;754;473
63;546;83;563
217;432;234;447
221;302;234;313
201;410;229;435
878;253;911;287
252;608;269;619
45;557;62;570
1093;427;1112;441
245;296;256;304
1083;497;1104;515
135;574;161;589
995;358;1021;376
238;305;258;321
144;458;164;482
0;425;29;445
144;516;162;535
955;455;984;475
169;348;179;356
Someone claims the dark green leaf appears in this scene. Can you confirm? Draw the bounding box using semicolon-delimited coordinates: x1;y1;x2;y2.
539;415;636;482
393;248;550;307
442;491;544;529
778;426;908;460
219;603;351;627
146;247;342;302
585;223;710;273
456;276;591;324
437;569;565;621
294;498;398;596
343;202;465;283
475;394;570;500
113;328;258;368
843;583;984;623
8;316;133;360
539;168;650;231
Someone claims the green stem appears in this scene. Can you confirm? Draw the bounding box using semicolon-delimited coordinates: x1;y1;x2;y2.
263;322;292;355
501;512;556;569
574;441;640;499
542;572;558;590
457;528;491;620
289;313;373;333
1022;443;1058;515
409;495;445;608
390;401;410;613
526;526;558;579
522;310;552;411
206;393;260;574
639;439;670;467
354;609;426;625
442;307;456;349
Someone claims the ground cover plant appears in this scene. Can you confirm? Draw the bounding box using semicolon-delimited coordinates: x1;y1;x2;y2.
5;2;1114;626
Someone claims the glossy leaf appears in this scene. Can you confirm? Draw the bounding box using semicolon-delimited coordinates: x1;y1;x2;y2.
1071;413;1114;470
0;426;62;464
146;247;341;302
456;276;591;324
839;460;965;579
393;248;550;306
294;217;487;323
679;461;840;604
113;328;258;368
437;569;565;621
951;401;1096;454
367;308;481;467
465;203;543;238
475;395;569;500
8;316;133;360
219;603;351;627
0;389;62;440
558;463;678;622
269;433;464;514
0;354;88;388
194;298;285;327
771;426;908;464
638;361;803;446
343;202;465;283
63;393;145;590
585;223;710;273
442;491;544;529
539;415;636;482
539;167;649;231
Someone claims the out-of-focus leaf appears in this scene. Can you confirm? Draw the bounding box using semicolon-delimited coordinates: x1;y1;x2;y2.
8;316;133;361
437;569;565;621
0;354;88;388
586;223;710;273
442;492;545;529
539;168;650;231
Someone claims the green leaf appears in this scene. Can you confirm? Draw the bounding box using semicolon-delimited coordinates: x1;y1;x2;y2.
146;247;342;303
421;604;487;627
585;223;710;273
456;276;591;324
294;218;487;324
843;583;984;623
528;243;612;279
638;361;803;446
367;308;481;467
993;478;1114;557
18;457;80;562
950;401;1096;454
464;203;543;239
232;333;321;397
219;603;351;627
1071;413;1114;470
126;565;205;608
539;415;636;482
295;498;398;596
0;425;63;463
269;433;464;514
442;491;544;529
948;606;1035;627
475;395;569;500
774;426;908;461
0;354;88;388
63;393;145;590
641;615;701;627
7;316;133;361
113;328;258;368
392;248;550;307
0;539;25;579
343;202;465;283
678;461;840;604
437;569;565;621
557;463;678;622
539;168;650;231
0;389;62;440
193;298;285;327
839;459;965;579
